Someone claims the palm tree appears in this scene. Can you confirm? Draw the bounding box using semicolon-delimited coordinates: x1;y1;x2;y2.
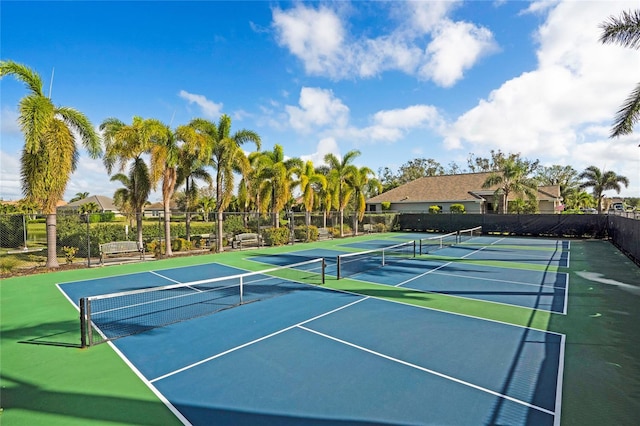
482;157;538;214
78;202;100;214
198;194;216;222
324;150;361;236
347;166;381;234
110;165;152;238
314;165;334;229
579;166;629;213
1;60;101;268
255;144;303;228
295;160;327;238
174;135;213;240
600;9;640;137
188;115;260;252
70;192;90;203
149;123;179;256
101;116;161;246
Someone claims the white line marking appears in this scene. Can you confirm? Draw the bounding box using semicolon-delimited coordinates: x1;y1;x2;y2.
149;297;368;383
298;325;556;418
554;334;566;426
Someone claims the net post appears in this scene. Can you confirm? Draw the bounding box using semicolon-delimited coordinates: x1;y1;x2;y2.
239;276;244;304
413;240;416;258
321;258;326;285
456;230;461;244
80;298;87;348
336;255;341;280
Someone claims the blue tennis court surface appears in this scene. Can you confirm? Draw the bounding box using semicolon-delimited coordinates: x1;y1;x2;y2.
57;259;564;425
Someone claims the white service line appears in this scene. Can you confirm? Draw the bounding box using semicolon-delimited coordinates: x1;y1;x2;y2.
298;325;556;418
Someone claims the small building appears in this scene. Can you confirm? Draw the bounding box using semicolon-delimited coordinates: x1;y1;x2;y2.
366;172;562;214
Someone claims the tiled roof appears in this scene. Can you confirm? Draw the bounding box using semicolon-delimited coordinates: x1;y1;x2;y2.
367;172;561;203
60;195;118;211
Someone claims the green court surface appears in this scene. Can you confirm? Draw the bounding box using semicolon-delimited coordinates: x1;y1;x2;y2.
1;233;639;425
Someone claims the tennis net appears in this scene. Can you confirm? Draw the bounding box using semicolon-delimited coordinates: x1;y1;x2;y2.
419;231;458;254
458;226;483;243
336;241;416;280
80;258;325;347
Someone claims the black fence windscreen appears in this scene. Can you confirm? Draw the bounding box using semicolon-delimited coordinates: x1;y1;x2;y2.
608;215;640;266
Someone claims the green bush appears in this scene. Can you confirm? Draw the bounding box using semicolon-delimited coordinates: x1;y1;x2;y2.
262;227;290;246
294;225;318;242
223;215;246;235
62;246;78;264
171;238;191;252
374;223;387;233
0;257;20;274
381;202;391;211
450;204;465;214
429;205;441;214
146;240;165;257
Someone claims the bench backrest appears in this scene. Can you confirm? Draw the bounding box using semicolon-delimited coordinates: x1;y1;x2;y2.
236;233;259;241
100;241;140;252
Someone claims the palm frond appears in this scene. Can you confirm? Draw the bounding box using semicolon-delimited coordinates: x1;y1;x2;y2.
610;80;640;137
56;106;102;157
0;60;45;96
18;94;54;153
600;9;640;50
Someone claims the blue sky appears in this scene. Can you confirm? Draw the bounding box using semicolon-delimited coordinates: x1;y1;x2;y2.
1;0;639;202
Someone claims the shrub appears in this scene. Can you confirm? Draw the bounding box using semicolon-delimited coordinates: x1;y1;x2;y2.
62;246;78;264
146;240;165;257
381;202;391;211
374;223;387;233
223;215;246;235
262;227;290;246
294;225;318;242
450;204;465;214
171;238;191;252
0;257;20;274
429;205;441;214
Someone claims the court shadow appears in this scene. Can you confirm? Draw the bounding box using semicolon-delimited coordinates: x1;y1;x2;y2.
2;319;82;348
1;373;180;425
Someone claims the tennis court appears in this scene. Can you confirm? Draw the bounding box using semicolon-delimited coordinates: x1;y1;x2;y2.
57;256;564;425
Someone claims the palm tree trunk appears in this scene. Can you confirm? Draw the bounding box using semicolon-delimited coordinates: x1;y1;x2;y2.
164;206;173;256
136;212;144;248
217;210;224;252
339;208;344;237
45;214;59;268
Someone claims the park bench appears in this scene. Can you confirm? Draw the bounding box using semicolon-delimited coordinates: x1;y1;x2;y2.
231;233;261;249
99;241;145;265
363;224;375;233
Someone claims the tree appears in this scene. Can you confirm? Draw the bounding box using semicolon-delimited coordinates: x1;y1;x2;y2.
101;117;161;246
295;160;327;236
1;60;102;268
70;192;89;203
578;166;629;213
78;202;100;214
600;9;640;137
324;150;360;237
174;129;213;239
482;156;539;214
188;115;260;252
535;165;580;202
111;165;151;237
254;144;302;228
346;166;379;235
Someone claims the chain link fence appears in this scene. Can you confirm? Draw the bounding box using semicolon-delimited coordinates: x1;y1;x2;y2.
2;209;637;275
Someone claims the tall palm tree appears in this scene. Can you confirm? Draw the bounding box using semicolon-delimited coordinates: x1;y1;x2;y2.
314;165;334;229
347;166;380;234
295;160;327;237
101;116;162;246
255;144;303;228
324;150;361;236
1;60;102;268
111;165;152;237
600;9;640;137
482;157;538;214
188;115;260;252
579;166;629;213
174;139;213;240
149;123;180;256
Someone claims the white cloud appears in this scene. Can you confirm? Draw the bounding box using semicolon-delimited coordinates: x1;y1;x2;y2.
285;87;350;132
272;2;496;86
1;107;20;134
300;137;340;166
442;0;640;198
421;20;498;87
178;90;223;118
0;150;21;200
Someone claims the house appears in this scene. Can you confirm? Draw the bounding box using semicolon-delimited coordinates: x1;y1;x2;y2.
143;201;181;218
366;172;562;214
57;195;119;213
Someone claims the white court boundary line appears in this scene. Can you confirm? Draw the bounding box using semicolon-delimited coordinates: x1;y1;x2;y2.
299;325;556;418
